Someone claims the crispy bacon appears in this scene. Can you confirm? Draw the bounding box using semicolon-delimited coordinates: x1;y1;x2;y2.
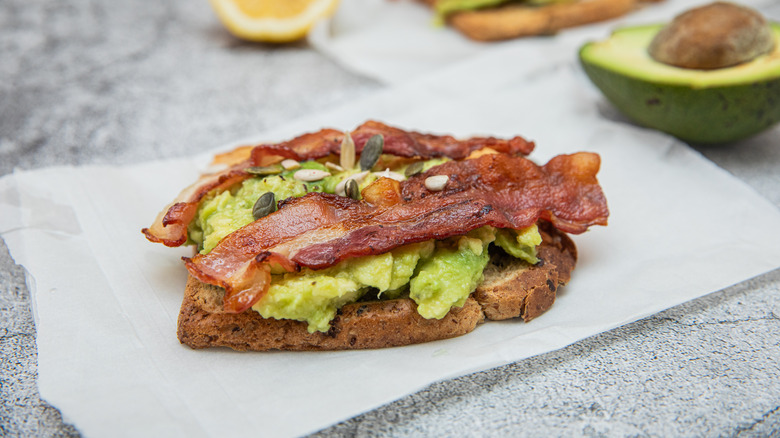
184;152;608;313
349;120;535;158
143;121;534;247
141;165;253;247
246;120;535;162
251;120;536;162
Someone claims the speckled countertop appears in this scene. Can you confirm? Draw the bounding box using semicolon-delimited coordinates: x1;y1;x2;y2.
2;1;779;437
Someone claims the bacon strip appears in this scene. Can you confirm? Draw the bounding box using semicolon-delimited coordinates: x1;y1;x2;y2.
252;120;536;162
184;152;608;313
349;120;535;158
141;165;252;247
143;121;534;247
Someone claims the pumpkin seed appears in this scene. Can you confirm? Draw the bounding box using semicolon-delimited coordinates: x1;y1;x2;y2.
335;171;369;196
425;175;449;191
345;179;360;200
294;169;331;182
404;161;424;177
246;165;282;176
252;192;276;220
340;131;356;169
359;134;384;171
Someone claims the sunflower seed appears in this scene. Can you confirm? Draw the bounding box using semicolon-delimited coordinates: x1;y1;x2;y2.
425;175;449;191
340;131;356;169
374;168;405;181
246;165;282;176
252;192;276;220
326;161;344;172
359;134;384;171
281;159;300;170
345;179;360;200
404;161;424;177
294;169;331;182
335;170;370;196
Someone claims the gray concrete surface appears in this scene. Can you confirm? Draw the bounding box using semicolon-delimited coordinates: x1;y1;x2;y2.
2;0;779;437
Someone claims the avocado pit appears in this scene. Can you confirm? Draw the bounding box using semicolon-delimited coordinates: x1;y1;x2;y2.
648;2;775;70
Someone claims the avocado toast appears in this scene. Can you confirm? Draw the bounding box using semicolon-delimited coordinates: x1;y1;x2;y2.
143;121;608;351
419;0;654;41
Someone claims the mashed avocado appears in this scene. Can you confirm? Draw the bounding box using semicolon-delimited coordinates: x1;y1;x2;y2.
189;176;308;253
494;226;542;264
409;228;493;319
188;157;542;332
254;242;435;332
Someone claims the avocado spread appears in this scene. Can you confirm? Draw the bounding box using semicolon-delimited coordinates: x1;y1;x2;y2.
188;156;541;332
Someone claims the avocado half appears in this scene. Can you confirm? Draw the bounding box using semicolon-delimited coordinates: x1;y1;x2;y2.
579;24;780;144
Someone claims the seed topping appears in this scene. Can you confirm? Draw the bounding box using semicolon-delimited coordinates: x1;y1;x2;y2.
345;179;360;200
404;161;424;177
294;169;331;182
281;159;301;170
335;170;370;196
340;131;356;170
246;165;282;176
374;168;405;182
326;162;344;172
424;175;449;192
252;192;276;220
359;134;384;171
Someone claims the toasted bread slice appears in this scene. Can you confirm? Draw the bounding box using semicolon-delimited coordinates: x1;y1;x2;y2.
423;0;639;41
475;223;576;320
177;224;577;351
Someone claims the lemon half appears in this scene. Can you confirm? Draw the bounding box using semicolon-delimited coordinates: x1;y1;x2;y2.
209;0;340;43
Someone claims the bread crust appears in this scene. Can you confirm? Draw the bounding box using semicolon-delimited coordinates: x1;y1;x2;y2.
424;0;642;41
177;224;577;351
475;223;576;320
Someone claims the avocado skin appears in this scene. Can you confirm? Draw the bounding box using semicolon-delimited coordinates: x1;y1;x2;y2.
579;24;780;145
580;59;780;144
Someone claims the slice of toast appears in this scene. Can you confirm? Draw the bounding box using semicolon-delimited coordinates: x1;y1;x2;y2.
475;223;576;320
177;223;577;351
422;0;639;41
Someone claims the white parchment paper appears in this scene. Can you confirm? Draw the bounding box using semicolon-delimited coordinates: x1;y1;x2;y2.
2;41;780;438
309;0;780;84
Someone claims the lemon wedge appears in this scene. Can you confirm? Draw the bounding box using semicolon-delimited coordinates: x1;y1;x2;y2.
209;0;340;43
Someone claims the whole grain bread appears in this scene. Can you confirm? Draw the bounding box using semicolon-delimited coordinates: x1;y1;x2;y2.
177;223;577;351
475;223;576;320
422;0;648;41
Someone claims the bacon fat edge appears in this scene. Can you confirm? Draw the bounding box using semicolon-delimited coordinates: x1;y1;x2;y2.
142;121;535;247
184;152;608;313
